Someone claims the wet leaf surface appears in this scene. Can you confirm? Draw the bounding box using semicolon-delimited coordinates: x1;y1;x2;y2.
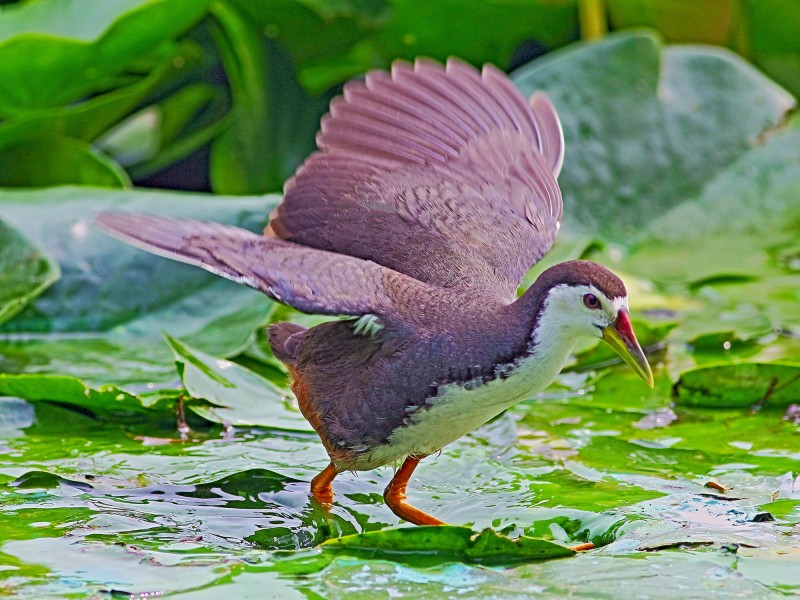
0;373;158;420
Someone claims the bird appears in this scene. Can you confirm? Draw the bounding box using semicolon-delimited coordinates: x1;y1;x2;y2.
97;58;654;527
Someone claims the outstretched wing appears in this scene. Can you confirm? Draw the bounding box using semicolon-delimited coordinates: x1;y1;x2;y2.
96;213;419;317
268;58;564;301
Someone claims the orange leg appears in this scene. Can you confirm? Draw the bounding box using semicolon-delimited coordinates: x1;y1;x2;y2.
571;542;595;552
384;455;445;526
311;462;337;505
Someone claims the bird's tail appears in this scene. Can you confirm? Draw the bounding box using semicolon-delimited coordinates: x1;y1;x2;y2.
268;322;307;365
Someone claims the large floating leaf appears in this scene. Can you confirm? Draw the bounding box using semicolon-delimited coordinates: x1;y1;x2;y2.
0;374;155;420
323;526;575;565
0;186;275;385
0;219;59;326
513;31;795;240
630;116;800;274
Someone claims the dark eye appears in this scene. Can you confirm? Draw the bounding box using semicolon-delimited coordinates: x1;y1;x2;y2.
583;293;601;309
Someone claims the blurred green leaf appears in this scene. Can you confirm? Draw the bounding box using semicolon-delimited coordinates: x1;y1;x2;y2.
360;0;577;68
0;219;59;326
225;0;391;95
208;2;328;193
605;0;800;98
0;137;129;187
0;41;203;152
607;0;734;44
98;82;226;179
675;362;800;408
0;40;216;187
166;334;312;431
737;0;800;98
226;0;578;95
0;0;207;114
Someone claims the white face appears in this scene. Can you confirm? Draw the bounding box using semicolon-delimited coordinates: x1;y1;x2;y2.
536;284;628;341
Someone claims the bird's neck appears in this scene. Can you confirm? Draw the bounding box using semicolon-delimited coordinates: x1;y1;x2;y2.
508;279;580;385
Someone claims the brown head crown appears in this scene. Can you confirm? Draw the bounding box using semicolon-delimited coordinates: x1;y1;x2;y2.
534;260;627;299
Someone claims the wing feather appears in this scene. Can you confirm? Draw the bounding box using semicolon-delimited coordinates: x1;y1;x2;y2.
96;213;418;317
271;58;565;299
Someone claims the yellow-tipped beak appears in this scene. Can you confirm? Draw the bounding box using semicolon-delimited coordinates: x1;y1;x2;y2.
601;310;654;388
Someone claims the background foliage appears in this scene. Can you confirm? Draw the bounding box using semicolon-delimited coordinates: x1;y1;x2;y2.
0;0;799;597
1;0;798;193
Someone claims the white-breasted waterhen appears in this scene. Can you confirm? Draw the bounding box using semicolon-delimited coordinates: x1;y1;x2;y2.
98;58;654;526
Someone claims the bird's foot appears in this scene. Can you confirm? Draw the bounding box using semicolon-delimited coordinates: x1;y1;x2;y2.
384;455;445;526
311;463;337;506
384;487;446;526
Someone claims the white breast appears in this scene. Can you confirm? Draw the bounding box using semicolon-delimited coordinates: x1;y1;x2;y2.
360;322;579;470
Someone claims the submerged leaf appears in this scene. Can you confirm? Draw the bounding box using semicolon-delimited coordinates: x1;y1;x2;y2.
675;362;800;408
10;471;93;492
323;526;574;565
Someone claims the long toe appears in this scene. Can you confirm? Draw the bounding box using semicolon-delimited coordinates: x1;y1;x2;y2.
383;485;445;526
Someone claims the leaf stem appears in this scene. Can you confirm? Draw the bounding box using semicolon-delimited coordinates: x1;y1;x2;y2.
578;0;607;41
